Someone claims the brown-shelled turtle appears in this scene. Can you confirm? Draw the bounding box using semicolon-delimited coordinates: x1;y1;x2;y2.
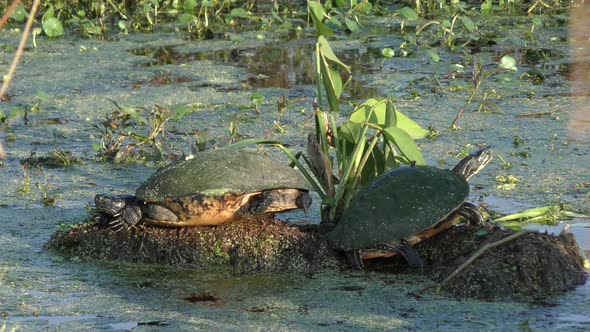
326;146;493;269
95;149;312;228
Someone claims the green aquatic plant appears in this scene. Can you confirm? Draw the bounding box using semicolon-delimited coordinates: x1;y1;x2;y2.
36;181;57;206
92;100;190;163
42;6;64;37
446;54;516;128
493;205;589;228
228;1;427;224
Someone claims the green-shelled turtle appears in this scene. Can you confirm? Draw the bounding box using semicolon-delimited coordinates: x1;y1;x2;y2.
95;149;312;228
327;146;493;269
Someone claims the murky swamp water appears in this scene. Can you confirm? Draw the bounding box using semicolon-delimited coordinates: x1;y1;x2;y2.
0;12;589;331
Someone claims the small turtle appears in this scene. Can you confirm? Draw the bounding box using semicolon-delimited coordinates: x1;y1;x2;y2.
95;149;312;228
326;146;493;269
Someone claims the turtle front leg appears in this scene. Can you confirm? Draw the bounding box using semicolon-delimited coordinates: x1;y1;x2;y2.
345;250;364;270
458;202;485;225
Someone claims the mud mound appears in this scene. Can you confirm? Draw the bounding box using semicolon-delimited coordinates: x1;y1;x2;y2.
47;218;587;300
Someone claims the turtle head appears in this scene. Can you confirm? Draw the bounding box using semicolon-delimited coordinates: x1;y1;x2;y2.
452;146;493;181
296;191;313;213
94;194;142;227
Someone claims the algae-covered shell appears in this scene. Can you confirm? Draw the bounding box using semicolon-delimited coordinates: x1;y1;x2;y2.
327;166;469;251
135;149;311;202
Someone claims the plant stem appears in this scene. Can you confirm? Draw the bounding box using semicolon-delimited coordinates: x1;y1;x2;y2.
0;0;40;99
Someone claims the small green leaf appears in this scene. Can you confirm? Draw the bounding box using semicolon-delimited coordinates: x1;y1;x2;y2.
35;91;50;101
177;13;196;24
481;0;492;15
381;48;395;58
43;17;64;37
344;17;360;33
11;3;27;21
43;6;55;20
10;106;26;118
230;8;250;18
308;1;325;22
499;55;517;71
228;34;244;42
399;7;418;21
184;0;197;11
459;16;476;32
427;49;440;62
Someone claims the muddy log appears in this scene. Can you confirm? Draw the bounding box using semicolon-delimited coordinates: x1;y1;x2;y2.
47;217;587;300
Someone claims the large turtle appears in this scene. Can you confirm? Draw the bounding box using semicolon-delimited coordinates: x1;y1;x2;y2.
326;146;493;269
95;149;312;228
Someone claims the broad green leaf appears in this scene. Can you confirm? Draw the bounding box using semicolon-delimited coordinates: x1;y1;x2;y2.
399;7;418;21
308;1;334;36
459;16;476;32
395;110;429;139
230;8;250;18
384;101;397;128
320;61;342;112
310;14;334;36
349;99;394;126
327;16;343;29
381;48;395;58
177;13;196;24
382;127;425;165
308;1;325;22
43;6;55;20
339;121;364;144
43;17;64;37
344;17;360;33
350;99;427;139
318;36;351;71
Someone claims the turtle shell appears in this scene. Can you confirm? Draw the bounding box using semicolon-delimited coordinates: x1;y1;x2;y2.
326;166;469;251
135;149;311;202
